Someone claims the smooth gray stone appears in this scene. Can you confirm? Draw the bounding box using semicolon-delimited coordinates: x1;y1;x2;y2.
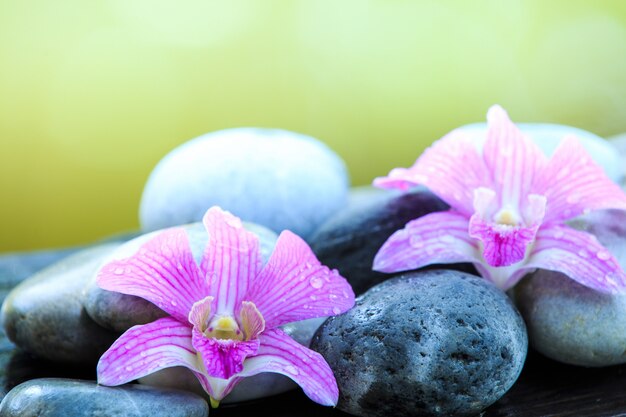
1;245;120;364
461;122;623;182
516;209;626;366
0;378;208;417
311;270;527;417
139;317;326;404
83;222;278;333
309;187;477;295
139;127;349;239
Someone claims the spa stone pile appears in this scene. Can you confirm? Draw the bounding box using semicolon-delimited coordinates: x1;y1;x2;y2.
0;126;624;417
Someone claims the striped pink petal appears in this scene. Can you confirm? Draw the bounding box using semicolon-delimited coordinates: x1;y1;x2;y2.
373;210;479;273
97;228;206;322
535;135;626;223
245;231;355;330
374;129;490;216
192;329;260;379
97;317;197;386
482;105;548;208
525;225;626;293
192;371;242;404
200;207;262;316
240;328;339;406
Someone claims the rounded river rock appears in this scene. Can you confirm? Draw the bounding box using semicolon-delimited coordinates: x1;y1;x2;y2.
515;209;626;366
1;245;120;363
311;270;528;417
139;127;349;239
0;378;208;417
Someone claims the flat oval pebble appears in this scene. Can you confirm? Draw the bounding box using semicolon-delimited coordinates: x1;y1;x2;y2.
1;245;120;363
311;270;527;417
83;222;278;332
460;122;623;182
515;210;626;367
139;128;349;239
309;186;470;295
0;378;208;417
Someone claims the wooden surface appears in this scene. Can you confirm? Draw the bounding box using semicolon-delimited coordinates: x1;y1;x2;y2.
2;249;626;416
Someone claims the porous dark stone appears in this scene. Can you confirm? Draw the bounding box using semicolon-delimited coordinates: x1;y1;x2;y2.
515;209;626;366
309;186;476;295
1;245;120;364
311;270;527;417
0;378;208;417
83;222;278;332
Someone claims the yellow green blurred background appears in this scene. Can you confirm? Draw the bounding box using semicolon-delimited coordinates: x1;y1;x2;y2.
2;0;626;252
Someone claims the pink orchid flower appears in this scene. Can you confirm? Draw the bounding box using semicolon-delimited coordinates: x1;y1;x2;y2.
373;105;626;293
96;207;355;407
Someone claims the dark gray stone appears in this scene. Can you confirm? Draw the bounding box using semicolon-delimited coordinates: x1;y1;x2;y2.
309;186;477;295
83;222;278;332
515;209;626;366
1;245;120;364
311;270;527;417
0;378;208;417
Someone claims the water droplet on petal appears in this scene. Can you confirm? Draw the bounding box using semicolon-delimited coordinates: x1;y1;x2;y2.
303;304;310;309
553;229;564;239
597;250;611;261
310;276;324;289
113;267;124;275
285;365;299;375
125;366;133;371
309;295;317;301
305;262;312;269
556;167;570;180
566;194;581;204
171;300;178;307
332;306;342;315
440;235;455;243
225;217;243;228
409;236;424;249
140;351;147;357
578;249;589;258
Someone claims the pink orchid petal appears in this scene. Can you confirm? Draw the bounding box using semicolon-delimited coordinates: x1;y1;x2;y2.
246;231;355;330
469;214;538;267
192;371;242;403
374;129;490;216
526;225;626;293
98;228;206;322
239;328;339;406
239;301;265;340
200;207;263;315
192;329;260;379
373;210;479;273
483;105;548;208
535;135;626;223
97;317;197;386
188;295;214;331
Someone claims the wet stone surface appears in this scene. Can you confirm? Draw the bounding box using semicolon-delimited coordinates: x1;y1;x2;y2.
0;378;209;417
311;270;528;417
1;245;121;364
